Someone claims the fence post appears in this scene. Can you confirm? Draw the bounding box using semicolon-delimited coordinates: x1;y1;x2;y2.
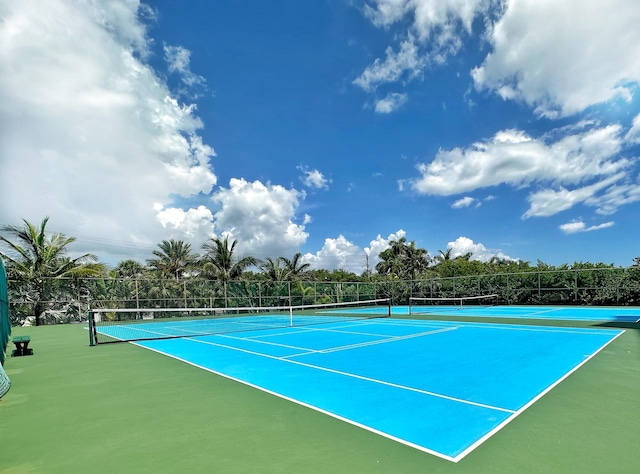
88;310;95;346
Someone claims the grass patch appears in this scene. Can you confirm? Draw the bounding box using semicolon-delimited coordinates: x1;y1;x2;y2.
1;319;639;473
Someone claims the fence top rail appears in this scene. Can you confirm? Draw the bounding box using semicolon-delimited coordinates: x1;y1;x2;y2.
7;265;635;285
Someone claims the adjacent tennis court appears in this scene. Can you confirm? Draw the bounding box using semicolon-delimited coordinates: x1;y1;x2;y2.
90;305;626;462
407;299;640;322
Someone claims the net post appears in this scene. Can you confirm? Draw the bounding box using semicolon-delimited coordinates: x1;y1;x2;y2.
387;298;392;318
88;310;96;346
289;306;293;327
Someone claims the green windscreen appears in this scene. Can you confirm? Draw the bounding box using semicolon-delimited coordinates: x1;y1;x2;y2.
0;258;11;397
0;258;10;364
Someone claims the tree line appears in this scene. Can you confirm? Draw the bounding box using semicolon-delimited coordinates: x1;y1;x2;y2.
1;218;639;325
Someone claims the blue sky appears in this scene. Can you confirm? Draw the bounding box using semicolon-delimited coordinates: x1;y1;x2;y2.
1;0;640;271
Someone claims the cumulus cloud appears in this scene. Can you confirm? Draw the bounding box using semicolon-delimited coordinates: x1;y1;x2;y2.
364;229;406;270
298;166;331;190
452;196;476;209
301;232;515;275
447;236;515;262
154;204;214;241
302;230;407;273
409;123;638;217
374;92;408;113
302;235;365;273
472;0;640;118
0;0;218;262
559;220;615;234
357;1;640;121
211;178;309;258
411;125;626;194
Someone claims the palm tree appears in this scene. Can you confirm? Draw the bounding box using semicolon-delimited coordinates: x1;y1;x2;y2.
375;237;430;280
281;252;311;280
435;248;453;264
375;237;407;277
403;241;431;280
293;281;315;305
0;217;104;325
113;259;144;278
259;257;290;282
200;236;257;305
146;239;197;279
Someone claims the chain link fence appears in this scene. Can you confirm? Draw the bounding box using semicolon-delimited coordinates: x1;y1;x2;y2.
7;267;640;325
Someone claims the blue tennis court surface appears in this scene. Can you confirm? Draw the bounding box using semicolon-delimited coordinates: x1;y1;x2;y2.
130;317;623;462
405;305;640;322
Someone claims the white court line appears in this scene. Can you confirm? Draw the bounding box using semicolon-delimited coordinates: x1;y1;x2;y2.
215;326;458;356
187;336;516;415
133;341;461;463
217;319;463;355
133;320;625;463
99;318;293;340
298;326;461;355
104;314;620;344
216;333;320;353
525;308;565;317
452;328;625;461
370;317;622;336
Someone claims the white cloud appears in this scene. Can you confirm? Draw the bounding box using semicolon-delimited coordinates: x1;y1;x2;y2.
626;113;640;144
164;44;206;88
155;205;214;240
0;0;216;263
472;0;640;117
302;235;365;273
302;230;407;274
409;123;637;217
374;92;408;113
301;231;515;273
364;229;406;270
523;173;626;218
452;196;476;208
355;0;492;96
353;36;424;92
584;179;640;215
211;178;309;258
559;220;615;234
358;1;640;120
447;236;515;262
410;0;484;38
363;0;489;53
298;166;331;190
412;125;627;195
363;0;409;27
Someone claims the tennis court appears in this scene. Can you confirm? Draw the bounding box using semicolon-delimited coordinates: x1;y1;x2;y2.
406;302;640;322
90;305;625;462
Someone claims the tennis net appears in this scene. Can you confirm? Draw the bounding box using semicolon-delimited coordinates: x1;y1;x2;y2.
408;294;497;315
88;298;391;345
